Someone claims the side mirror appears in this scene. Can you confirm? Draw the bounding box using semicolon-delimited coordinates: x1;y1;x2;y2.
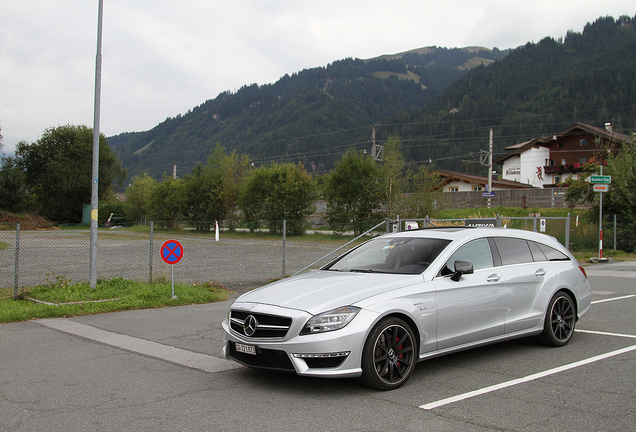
451;260;474;282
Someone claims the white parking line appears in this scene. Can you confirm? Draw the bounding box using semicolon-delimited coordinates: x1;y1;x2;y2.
575;329;636;339
591;294;636;304
420;344;636;410
36;318;242;373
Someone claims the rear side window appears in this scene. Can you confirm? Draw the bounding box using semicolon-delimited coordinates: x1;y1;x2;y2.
536;242;570;261
493;237;533;266
528;241;547;262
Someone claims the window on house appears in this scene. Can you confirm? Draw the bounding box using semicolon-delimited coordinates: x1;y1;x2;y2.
579;156;587;164
449;187;459;192
580;139;588;146
561;158;567;165
554;176;561;184
472;186;483;191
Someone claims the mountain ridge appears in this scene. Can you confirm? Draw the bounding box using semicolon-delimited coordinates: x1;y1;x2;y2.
109;14;636;181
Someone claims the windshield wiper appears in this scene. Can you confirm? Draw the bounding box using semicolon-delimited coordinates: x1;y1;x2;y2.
349;268;374;273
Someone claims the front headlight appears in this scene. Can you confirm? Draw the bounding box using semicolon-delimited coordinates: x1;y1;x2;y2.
300;306;360;335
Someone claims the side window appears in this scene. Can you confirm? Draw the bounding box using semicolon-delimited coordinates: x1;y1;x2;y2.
528;241;547;262
443;238;493;274
537;243;570;261
493;237;533;266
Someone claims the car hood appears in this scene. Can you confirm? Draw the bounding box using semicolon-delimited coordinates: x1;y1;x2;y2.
234;270;422;315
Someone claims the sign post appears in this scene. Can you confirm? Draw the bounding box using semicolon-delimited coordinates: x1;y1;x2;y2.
590;173;611;262
161;239;183;300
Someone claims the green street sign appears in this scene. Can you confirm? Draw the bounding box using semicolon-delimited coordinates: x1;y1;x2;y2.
590;175;611;184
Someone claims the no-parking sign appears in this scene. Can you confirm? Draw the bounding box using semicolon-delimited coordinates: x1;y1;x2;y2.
161;240;183;265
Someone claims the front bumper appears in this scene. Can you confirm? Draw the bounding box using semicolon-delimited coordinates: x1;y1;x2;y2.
221;302;379;378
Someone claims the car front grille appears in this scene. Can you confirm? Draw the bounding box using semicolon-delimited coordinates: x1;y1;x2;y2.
229;310;293;339
228;341;295;371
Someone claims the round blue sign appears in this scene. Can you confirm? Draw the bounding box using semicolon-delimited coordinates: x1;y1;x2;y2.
161;240;183;265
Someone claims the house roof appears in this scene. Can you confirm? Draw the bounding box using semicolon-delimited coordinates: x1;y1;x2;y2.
434;170;536;189
493;122;631;164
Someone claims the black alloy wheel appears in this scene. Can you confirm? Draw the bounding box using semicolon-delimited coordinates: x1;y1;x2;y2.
359;317;417;390
539;291;576;347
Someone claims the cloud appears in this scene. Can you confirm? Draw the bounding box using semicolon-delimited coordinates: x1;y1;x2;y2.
1;0;634;156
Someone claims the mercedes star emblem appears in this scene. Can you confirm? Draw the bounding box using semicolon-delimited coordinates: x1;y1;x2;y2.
244;315;258;336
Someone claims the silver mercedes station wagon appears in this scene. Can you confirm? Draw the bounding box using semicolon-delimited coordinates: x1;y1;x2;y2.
222;227;591;390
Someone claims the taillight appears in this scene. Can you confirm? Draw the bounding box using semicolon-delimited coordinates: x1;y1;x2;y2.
579;266;587;278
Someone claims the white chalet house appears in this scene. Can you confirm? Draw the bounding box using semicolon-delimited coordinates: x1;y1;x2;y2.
494;122;630;188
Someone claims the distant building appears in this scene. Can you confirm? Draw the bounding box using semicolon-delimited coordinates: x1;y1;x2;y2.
494;122;630;188
434;170;536;192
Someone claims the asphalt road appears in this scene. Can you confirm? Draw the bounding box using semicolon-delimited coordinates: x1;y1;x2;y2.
1;260;635;432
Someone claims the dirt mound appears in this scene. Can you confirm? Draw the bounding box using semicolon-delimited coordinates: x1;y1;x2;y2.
0;211;58;230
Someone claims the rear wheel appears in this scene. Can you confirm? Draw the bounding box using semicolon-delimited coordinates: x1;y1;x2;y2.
538;291;576;347
358;317;417;390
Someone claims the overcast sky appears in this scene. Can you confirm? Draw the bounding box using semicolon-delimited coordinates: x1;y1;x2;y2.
1;1;634;155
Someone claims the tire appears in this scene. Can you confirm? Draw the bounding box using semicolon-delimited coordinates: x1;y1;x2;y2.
538;291;576;347
358;317;417;390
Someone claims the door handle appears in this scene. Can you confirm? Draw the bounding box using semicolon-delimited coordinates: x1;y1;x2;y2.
535;269;546;277
487;274;501;283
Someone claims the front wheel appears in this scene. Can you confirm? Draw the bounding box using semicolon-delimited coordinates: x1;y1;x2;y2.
538;291;576;347
358;317;417;390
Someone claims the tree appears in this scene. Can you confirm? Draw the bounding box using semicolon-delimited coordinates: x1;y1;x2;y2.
604;140;636;215
182;163;226;231
149;176;185;229
381;135;406;218
14;125;126;222
122;174;156;223
324;149;383;235
398;166;441;218
0;156;31;213
563;173;595;210
206;144;250;230
603;140;636;252
238;162;316;235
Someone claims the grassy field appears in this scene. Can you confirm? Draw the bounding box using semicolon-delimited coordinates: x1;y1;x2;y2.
0;277;228;324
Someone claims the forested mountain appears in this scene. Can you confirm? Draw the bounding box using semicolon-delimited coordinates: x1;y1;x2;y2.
377;15;636;174
108;47;508;178
109;14;636;181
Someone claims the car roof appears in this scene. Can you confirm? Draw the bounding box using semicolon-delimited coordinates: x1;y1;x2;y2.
382;227;562;247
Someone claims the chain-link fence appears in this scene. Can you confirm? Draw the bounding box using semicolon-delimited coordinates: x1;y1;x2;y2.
0;220;385;298
2;214;623;300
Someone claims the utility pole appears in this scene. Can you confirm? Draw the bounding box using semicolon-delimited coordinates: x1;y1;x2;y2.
89;0;103;289
371;124;382;161
371;124;378;160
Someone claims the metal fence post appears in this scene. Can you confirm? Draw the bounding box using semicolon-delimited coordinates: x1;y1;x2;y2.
565;213;570;250
282;219;286;278
14;223;20;300
614;214;617;251
149;220;154;283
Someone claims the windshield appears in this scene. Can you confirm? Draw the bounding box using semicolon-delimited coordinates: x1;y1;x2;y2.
324;237;451;274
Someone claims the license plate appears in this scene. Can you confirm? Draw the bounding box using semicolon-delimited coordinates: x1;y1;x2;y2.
235;343;256;355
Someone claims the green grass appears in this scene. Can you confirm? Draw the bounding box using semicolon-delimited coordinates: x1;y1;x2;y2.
0;277;229;323
572;250;636;264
